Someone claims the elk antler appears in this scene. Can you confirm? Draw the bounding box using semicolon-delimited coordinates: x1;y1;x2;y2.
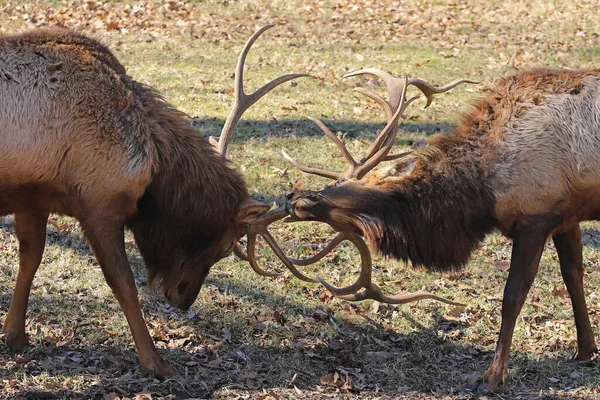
241;214;463;305
279;70;476;305
242;206;319;283
282;69;477;181
211;24;313;265
211;24;312;157
315;231;463;305
222;28;471;306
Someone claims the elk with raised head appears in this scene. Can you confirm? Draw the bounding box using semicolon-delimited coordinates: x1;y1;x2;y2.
0;25;308;378
280;67;600;390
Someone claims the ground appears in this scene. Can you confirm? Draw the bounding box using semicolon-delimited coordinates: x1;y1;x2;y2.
1;0;600;399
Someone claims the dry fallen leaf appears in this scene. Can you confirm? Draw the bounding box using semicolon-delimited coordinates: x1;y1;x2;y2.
552;287;569;297
494;260;510;271
328;339;345;350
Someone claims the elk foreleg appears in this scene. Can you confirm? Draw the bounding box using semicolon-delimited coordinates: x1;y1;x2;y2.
553;225;598;361
3;213;48;350
81;216;174;379
473;218;548;391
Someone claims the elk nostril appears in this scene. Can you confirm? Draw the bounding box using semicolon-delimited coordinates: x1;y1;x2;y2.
177;282;187;295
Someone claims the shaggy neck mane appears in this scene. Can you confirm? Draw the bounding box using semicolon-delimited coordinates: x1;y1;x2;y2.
125;83;248;288
356;135;497;272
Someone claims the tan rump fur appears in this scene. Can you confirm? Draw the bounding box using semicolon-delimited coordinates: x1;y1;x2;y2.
0;28;153;216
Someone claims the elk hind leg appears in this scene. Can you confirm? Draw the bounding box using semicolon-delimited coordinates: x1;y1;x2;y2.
553;225;597;360
2;212;49;350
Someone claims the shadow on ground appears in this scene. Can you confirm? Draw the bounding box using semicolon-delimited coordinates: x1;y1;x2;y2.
192;117;455;147
2;268;600;399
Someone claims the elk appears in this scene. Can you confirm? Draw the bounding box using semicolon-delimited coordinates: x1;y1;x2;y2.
0;25;309;378
277;67;600;390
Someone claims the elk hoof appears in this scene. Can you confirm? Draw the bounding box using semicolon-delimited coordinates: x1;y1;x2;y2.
143;357;175;380
467;378;496;394
467;369;505;393
4;330;29;351
573;346;598;363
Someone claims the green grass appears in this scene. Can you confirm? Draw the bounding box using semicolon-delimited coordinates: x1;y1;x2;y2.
2;0;600;399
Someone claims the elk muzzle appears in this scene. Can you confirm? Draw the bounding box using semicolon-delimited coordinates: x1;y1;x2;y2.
285;189;332;221
285;186;365;235
162;269;209;311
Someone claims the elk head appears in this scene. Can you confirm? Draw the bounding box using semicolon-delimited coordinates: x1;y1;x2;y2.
237;68;476;305
139;24;311;310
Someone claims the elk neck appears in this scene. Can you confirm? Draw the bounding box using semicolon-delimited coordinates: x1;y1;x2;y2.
124;82;249;290
347;133;496;272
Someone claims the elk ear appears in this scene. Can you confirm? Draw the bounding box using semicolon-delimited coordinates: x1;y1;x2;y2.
236;199;271;223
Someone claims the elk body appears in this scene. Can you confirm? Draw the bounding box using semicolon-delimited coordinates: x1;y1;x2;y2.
0;27;306;378
286;68;600;390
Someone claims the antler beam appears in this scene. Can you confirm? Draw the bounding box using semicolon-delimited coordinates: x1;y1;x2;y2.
282;69;478;181
211;24;312;157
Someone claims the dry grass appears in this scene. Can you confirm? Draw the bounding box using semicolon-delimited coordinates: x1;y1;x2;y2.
1;0;600;399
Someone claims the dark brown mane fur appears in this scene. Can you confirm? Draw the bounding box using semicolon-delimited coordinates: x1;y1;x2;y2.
350;133;496;272
124;82;248;293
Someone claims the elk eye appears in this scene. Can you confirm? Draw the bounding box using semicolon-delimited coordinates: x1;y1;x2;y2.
223;241;235;255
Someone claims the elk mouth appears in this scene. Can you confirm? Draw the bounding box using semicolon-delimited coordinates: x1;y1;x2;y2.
286;190;333;221
285;188;366;236
162;269;209;311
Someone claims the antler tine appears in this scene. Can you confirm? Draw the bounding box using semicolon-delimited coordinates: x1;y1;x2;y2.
344;68;405;110
214;24;312;157
308;117;358;168
338;284;465;306
315;232;372;296
246;232;281;277
287;232;345;266
345;69;409;163
244;206;319;283
353;92;414;180
282;148;344;181
233;243;250;261
259;228;318;283
382;150;413;162
353;87;393;120
407;77;480;108
281;116;359;180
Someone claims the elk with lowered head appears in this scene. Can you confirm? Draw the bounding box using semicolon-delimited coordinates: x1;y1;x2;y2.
283;67;600;390
0;25;308;378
